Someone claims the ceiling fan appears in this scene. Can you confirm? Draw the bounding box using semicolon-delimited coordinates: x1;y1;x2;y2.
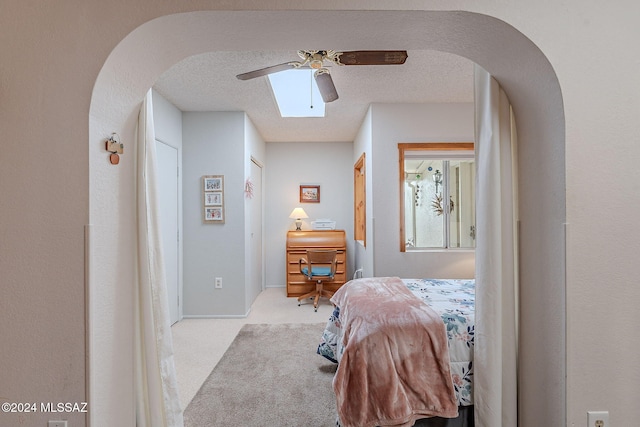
236;50;408;103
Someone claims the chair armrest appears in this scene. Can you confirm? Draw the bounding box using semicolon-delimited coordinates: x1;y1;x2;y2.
298;258;310;278
329;259;337;279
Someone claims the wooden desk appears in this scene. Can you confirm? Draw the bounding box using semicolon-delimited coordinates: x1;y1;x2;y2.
286;230;347;297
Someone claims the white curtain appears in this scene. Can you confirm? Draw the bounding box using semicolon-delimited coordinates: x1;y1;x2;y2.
135;89;184;427
474;65;518;427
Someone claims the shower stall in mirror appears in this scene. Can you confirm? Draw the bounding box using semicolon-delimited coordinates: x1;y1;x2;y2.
400;144;476;251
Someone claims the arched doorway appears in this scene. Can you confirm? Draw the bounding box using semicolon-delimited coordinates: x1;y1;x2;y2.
89;10;565;426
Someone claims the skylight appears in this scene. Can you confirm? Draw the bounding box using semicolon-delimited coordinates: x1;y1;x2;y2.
268;69;326;117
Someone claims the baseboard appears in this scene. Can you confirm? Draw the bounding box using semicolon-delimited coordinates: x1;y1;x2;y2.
182;310;250;319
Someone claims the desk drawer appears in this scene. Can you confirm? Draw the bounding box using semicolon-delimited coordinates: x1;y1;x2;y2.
287;251;345;266
285;230;347;298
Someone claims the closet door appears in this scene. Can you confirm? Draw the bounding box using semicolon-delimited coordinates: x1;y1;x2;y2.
156;139;180;325
249;158;264;303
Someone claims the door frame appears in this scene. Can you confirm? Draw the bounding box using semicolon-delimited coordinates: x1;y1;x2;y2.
156;137;183;324
250;156;265;298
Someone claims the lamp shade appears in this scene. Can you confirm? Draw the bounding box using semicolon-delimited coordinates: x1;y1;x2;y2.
289;207;309;219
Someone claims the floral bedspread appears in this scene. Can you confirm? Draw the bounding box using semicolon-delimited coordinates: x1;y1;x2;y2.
318;278;475;407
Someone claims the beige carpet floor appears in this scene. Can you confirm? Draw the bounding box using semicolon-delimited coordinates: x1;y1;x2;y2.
171;287;335;411
183;323;337;426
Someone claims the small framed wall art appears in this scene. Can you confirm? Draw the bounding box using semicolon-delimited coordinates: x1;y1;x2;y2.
300;185;320;203
202;175;225;223
204;191;222;206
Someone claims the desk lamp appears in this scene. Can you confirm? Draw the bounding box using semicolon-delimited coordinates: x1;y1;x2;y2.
289;207;309;231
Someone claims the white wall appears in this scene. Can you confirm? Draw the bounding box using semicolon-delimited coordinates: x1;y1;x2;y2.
148;102;266;318
265;141;355;287
369;103;476;279
152;89;184;319
181;111;265;316
353;108;374;276
3;4;639;427
153;89;183;148
244;116;267;309
182;112;248;316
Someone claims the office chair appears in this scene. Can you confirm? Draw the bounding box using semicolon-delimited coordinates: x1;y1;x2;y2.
297;250;338;312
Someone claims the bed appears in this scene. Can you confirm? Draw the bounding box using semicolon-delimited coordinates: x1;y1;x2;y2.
317;277;475;427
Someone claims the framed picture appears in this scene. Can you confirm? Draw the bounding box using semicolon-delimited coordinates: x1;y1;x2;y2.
300;185;320;203
204;191;223;206
203;175;223;191
204;207;224;222
203;175;225;223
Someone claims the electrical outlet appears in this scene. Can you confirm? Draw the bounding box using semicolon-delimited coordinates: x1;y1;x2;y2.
48;421;68;427
215;277;222;289
588;411;608;427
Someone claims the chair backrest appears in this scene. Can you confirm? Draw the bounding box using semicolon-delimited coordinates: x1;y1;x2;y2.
300;250;338;280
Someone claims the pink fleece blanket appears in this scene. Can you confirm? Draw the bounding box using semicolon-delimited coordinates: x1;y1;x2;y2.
331;277;459;427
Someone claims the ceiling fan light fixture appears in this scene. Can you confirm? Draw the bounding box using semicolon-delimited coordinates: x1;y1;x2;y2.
314;69;339;103
310;51;325;69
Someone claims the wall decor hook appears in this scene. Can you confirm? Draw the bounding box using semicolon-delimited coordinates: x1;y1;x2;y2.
106;133;123;164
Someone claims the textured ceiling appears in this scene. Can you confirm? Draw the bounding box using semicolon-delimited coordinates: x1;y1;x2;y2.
153;49;474;142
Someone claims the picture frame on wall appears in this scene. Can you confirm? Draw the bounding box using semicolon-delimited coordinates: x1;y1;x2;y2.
204;207;224;222
204;191;222;206
204;176;223;191
300;185;320;203
203;175;225;223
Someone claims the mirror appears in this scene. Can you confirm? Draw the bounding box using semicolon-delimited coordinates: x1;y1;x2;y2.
399;143;475;251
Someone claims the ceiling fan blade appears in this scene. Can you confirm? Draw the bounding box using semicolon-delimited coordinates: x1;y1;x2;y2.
236;63;296;80
337;50;408;66
314;70;339;103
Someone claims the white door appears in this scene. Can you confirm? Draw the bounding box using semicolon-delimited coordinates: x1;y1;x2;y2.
249;158;263;302
155;140;180;325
